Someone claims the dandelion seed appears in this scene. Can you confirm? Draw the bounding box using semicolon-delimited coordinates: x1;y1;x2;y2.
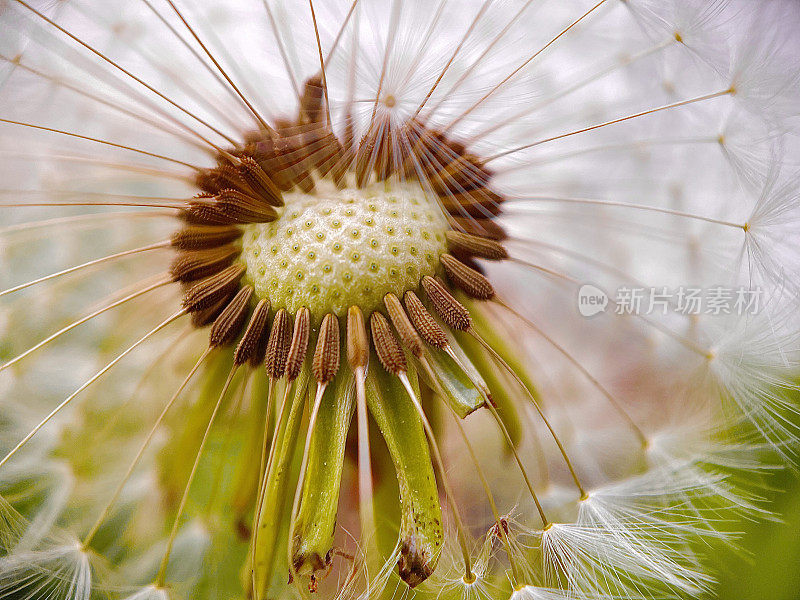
0;0;799;599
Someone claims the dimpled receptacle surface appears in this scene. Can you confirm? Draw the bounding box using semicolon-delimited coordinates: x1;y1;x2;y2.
240;180;449;319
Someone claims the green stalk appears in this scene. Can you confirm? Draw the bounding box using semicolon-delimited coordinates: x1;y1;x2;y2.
291;369;355;572
366;360;443;587
252;365;310;599
423;343;485;418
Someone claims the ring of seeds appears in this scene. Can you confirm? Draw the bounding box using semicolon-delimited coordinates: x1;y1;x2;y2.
164;72;514;587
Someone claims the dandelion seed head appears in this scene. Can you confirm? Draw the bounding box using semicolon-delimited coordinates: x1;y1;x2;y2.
0;0;799;598
240;179;448;318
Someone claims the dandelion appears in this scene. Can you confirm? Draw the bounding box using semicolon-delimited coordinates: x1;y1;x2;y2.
0;0;799;599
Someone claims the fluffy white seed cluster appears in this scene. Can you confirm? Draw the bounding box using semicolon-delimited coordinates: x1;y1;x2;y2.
0;0;798;599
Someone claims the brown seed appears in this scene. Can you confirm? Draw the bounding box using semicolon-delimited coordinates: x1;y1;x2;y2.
384;293;424;358
346;306;369;370
421;275;473;331
169;245;240;283
190;291;235;329
355;133;377;188
312;313;340;384
182;196;232;225
285;307;311;382
195;163;241;195
299;74;324;125
438;189;503;218
275;133;316;193
446;231;508;261
215;189;278;223
209;285;253;348
313;130;347;183
403;291;449;349
234;298;271;366
238;156;283;207
430;153;491;196
449;216;507;241
265;308;292;379
439;254;495;300
182;264;246;312
170;225;243;250
371;311;407;376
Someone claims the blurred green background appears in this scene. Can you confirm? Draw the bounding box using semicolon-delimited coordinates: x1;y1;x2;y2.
716;468;800;600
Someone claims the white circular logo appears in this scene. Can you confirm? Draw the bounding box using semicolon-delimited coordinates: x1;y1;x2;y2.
578;284;608;317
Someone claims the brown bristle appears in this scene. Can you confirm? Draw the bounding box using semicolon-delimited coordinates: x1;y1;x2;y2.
196;163;242;196
342;115;355;154
439;254;496;300
209;285;253;348
355;133;377;188
439;189;504;217
299;74;324;125
215;189;278;224
400;123;439;178
449;216;507;241
430;154;491;196
313;130;347;183
182;264;246;313
403;291;449;349
445;231;508;261
238;156;283;207
373;123;398;182
286;139;316;193
265;308;292;379
421;275;473;331
181;196;232;225
384;293;424;358
346;305;369;370
169;245;240;283
312;313;340;384
285;307;311;382
171;225;243;251
261;136;315;193
234;298;271;366
370;311;407;376
190;292;234;329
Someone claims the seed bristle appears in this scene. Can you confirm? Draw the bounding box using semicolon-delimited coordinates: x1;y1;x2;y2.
190;292;234;329
209;285;253;348
285;307;311;382
237;156;283;207
438;189;504;218
449;217;507;241
371;311;407;375
403;291;449;349
265;308;292;379
215;188;278;223
421;275;473;331
182;197;232;226
299;74;324;125
182;264;246;313
346;305;369;370
446;231;508;261
439;254;495;300
384;293;424;358
234;298;271;366
170;245;240;283
312;313;340;384
171;225;243;250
